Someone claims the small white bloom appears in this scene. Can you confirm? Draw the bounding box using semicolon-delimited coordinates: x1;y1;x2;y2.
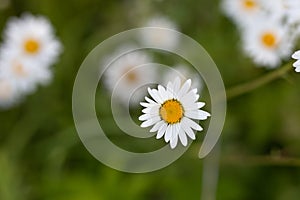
103;46;156;105
0;54;52;93
162;64;202;92
222;0;264;27
292;50;300;72
139;77;210;149
2;13;62;67
241;18;294;68
140;16;180;50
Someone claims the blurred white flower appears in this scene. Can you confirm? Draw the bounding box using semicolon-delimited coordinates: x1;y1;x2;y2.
139;77;210;149
3;13;62;67
0;55;52;93
0;13;62;109
162;64;202;92
292;50;300;72
241;19;293;68
222;0;264;27
140;16;180;50
103;46;156;106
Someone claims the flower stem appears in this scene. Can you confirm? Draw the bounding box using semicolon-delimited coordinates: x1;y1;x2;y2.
226;62;293;100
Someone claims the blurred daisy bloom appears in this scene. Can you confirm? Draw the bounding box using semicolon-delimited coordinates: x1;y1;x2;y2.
0;54;52;93
0;78;19;108
292;50;300;72
162;64;202;92
222;0;263;27
242;18;293;68
104;47;156;105
139;77;210;149
140;16;180;50
3;13;62;66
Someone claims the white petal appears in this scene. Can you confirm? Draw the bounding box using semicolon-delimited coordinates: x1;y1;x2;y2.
142;105;159;114
157;123;167;139
293;60;300;67
185;110;210;120
178;128;188;146
181;90;199;105
184;102;205;111
183;117;203;131
148;88;163;104
158;85;168;101
145;96;156;104
295;66;300;73
170;130;178;149
164;124;172;142
177;79;191;98
181;121;196;140
292;50;300;59
150;120;164;132
140;116;161;128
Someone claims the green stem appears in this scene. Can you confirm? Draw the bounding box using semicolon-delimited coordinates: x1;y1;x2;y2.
226;62;293;100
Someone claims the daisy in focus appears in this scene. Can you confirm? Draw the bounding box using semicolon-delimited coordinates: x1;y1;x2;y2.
139;16;180;50
292;50;300;72
139;77;210;149
104;46;156;106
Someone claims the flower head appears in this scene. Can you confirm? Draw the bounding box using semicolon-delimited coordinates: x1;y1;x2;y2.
292;50;300;72
3;13;62;66
139;77;210;149
140;16;180;50
103;46;156;106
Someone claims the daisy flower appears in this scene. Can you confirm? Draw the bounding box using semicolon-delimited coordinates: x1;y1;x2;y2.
162;64;202;92
241;18;294;68
0;54;52;93
221;0;264;27
2;13;62;67
103;46;156;106
139;77;210;149
140;16;180;50
292;50;300;72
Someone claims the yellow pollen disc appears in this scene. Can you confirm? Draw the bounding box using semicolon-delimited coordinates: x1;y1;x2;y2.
159;99;184;124
261;32;277;48
24;39;40;54
243;0;256;9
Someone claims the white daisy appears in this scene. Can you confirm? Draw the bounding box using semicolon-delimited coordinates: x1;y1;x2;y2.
222;0;264;27
0;54;52;93
0;77;20;108
139;77;210;149
2;13;62;67
140;16;180;50
241;18;294;68
162;64;202;92
292;50;300;72
103;46;156;106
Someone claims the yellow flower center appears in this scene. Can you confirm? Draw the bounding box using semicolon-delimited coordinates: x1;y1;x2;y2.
159;99;184;124
242;0;256;10
24;39;40;54
261;32;277;48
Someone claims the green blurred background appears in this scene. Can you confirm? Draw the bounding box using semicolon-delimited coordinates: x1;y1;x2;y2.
1;0;300;199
